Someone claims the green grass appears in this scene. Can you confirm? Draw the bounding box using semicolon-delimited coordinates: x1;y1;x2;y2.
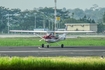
0;37;105;47
0;37;105;70
0;56;105;70
64;37;105;46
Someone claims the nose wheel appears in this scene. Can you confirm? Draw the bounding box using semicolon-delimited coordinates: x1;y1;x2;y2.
41;44;49;48
47;45;49;48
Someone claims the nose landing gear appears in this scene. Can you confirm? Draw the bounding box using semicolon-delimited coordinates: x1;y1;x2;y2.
41;44;49;48
47;45;49;48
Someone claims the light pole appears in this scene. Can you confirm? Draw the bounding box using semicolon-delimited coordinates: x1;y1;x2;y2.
34;13;37;29
7;14;10;34
49;20;50;30
41;12;53;30
54;0;57;31
50;18;54;31
43;20;45;30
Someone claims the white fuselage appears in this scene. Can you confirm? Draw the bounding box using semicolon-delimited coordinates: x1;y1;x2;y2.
43;33;66;43
44;38;59;43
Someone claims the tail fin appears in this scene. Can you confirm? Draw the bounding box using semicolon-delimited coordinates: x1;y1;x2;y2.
59;33;66;40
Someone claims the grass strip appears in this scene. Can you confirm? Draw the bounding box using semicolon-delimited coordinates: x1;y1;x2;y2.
0;56;105;70
0;37;105;47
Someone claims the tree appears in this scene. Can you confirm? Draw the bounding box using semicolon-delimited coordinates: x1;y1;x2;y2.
72;8;85;19
97;23;105;33
103;12;105;23
71;13;74;18
0;6;105;33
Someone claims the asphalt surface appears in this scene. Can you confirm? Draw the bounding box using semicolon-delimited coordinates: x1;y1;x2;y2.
0;46;105;57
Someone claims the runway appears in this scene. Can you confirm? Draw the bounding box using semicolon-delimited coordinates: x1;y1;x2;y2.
0;46;105;57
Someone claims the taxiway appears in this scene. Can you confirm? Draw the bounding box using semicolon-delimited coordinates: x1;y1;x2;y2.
0;46;105;57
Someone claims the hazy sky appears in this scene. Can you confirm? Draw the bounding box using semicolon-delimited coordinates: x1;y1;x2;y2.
0;0;105;11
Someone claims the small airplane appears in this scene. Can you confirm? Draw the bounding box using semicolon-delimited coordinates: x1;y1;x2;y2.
10;30;95;48
9;0;95;48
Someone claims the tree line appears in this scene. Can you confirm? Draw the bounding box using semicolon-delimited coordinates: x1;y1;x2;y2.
0;6;105;33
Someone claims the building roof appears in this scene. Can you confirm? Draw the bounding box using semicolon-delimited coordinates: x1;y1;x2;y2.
65;23;97;25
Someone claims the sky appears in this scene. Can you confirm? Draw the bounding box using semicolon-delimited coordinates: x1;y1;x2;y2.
0;0;105;11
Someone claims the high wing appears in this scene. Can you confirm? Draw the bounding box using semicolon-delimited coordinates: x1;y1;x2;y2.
52;31;95;33
10;30;95;33
10;30;48;33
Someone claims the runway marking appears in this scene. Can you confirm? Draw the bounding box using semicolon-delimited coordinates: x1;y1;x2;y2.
0;51;50;53
38;47;46;49
0;50;105;53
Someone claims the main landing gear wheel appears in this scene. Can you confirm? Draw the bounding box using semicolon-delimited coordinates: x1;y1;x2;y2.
42;44;44;48
61;44;64;48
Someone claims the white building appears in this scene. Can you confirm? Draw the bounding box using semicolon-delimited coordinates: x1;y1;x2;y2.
65;23;97;32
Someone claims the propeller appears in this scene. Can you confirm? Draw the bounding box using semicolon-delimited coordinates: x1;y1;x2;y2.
39;37;45;41
39;38;44;41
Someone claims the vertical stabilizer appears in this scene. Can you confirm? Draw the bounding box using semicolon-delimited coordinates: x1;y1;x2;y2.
59;33;66;40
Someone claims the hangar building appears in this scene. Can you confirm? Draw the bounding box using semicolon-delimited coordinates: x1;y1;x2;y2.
65;23;97;32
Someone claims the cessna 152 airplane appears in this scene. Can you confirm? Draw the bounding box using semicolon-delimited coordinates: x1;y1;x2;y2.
9;0;95;48
10;30;95;48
